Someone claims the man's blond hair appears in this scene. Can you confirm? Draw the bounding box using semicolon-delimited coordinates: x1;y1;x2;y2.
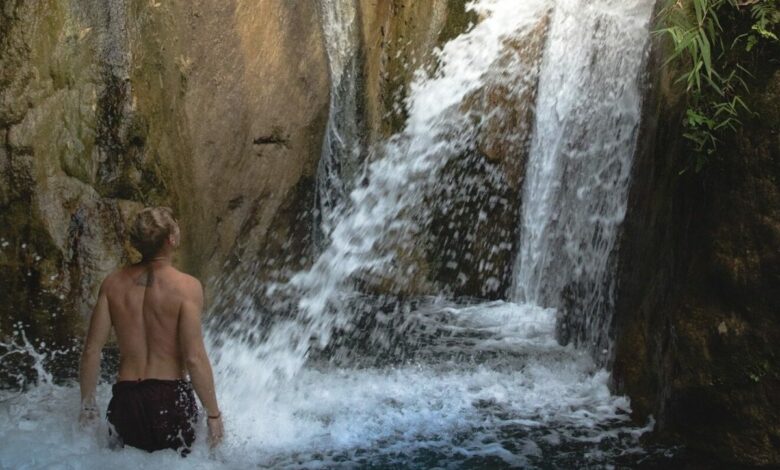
129;207;179;260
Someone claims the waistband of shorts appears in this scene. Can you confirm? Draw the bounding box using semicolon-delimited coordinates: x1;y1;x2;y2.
113;378;191;390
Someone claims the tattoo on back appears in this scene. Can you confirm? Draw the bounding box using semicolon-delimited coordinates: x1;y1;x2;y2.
134;269;154;287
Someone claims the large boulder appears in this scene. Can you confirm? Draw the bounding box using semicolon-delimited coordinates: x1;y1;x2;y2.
1;0;137;349
426;16;550;299
612;13;780;466
354;12;550;298
176;0;329;282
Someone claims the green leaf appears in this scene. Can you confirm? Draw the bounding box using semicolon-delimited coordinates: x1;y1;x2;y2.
736;63;755;79
704;74;724;96
733;72;751;93
697;33;713;78
746;35;758;51
732;32;748;49
732;95;752;114
694;0;704;25
693;60;703;91
707;19;718;41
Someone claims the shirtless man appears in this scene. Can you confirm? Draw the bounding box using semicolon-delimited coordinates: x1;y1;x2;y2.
78;207;224;454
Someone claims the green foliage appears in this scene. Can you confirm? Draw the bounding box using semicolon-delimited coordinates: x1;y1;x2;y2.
745;1;780;49
656;0;779;170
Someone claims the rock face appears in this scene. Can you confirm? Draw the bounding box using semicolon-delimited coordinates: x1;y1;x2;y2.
354;2;548;299
358;0;470;139
1;0;142;348
0;0;329;352
427;16;549;299
612;19;780;466
178;1;328;282
0;0;504;352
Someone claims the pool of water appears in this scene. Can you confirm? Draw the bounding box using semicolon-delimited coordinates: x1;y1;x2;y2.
0;302;676;469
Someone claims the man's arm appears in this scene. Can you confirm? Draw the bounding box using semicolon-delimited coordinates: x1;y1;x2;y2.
79;281;111;423
178;279;223;446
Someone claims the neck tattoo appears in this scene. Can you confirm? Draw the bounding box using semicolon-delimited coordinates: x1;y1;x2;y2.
134;269;154;287
134;255;171;287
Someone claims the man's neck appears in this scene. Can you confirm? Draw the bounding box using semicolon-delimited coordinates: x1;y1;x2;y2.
144;254;173;265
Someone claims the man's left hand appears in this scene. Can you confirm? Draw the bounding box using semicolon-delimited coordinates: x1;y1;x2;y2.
79;407;98;427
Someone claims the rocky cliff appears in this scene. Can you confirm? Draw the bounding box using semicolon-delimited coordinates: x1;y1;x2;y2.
612;13;780;466
0;0;329;354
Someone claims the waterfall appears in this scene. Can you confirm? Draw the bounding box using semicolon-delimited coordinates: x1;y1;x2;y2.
211;0;550;387
316;0;363;242
0;1;671;467
511;0;653;357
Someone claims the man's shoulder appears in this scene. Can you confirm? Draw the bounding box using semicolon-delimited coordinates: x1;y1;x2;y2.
176;273;203;307
100;267;128;291
169;269;202;296
167;268;200;286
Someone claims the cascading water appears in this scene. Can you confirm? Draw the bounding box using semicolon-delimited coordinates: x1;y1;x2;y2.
0;1;670;468
511;0;653;358
316;0;363;242
210;0;554;388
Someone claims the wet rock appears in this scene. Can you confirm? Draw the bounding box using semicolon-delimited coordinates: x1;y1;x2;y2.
349;9;549;299
359;0;476;139
426;14;550;299
0;0;119;349
612;13;780;465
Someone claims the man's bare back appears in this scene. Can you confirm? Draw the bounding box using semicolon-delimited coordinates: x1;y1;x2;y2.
103;262;200;381
79;207;223;452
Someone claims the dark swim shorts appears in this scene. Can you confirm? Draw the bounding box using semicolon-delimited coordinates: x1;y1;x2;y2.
106;379;198;455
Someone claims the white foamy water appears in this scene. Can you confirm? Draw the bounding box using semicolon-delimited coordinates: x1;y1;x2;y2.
511;0;654;356
1;302;653;469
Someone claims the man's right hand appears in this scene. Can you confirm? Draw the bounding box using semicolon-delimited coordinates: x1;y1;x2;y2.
207;414;224;448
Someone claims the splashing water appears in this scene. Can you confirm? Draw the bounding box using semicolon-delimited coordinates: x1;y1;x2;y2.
212;0;552;388
315;0;364;242
2;302;662;468
0;0;672;468
0;327;58;389
511;0;654;357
